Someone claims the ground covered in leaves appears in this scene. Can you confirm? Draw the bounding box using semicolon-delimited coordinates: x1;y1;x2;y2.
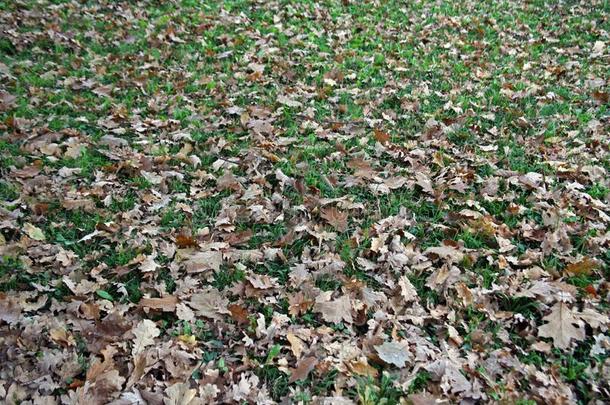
0;0;609;403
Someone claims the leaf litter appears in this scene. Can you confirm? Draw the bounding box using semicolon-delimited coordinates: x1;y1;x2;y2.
0;0;609;404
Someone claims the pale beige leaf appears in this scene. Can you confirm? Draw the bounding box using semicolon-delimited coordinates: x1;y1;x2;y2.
24;223;46;241
538;302;585;349
374;340;411;368
132;319;160;355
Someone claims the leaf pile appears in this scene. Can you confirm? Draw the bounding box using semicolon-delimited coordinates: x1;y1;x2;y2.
1;0;609;403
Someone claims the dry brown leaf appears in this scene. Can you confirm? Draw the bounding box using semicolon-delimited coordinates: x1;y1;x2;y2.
140;296;178;312
347;358;379;377
23;223;46;241
228;303;250;325
313;293;353;324
286;332;306;359
415;172;434;194
424;245;464;263
564;258;598;276
373;128;391;144
320;206;348;232
188;287;230;320
288;356;318;383
538;302;585;349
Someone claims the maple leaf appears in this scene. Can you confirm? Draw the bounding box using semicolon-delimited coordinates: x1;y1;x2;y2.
320;206;348;232
538;302;585;349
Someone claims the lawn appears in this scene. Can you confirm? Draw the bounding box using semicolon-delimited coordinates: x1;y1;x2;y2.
0;0;609;403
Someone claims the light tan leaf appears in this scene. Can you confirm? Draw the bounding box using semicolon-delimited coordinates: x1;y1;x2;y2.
415;172;434;194
24;223;46;241
140;296;178;312
184;250;223;273
132;319;160;355
140;255;160;273
455;282;473;306
374;340;411;368
578;308;609;329
277;94;302;108
398;275;418;302
165;382;197;405
286;332;306;359
538;302;585;349
313;292;353;324
188;287;230;320
424;245;464;263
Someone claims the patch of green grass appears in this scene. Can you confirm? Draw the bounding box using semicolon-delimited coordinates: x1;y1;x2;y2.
407;370;431;394
211;265;245;290
355;373;405;405
315;273;342;291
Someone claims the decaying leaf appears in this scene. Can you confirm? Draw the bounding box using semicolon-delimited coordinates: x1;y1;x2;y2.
188;287;230;320
140;296;178;312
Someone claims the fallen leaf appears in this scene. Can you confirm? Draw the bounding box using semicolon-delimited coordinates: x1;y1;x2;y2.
132;319;161;355
313;293;353;324
23;223;46;241
538;302;585;349
424;245;464;263
415;172;434;194
564;258;597;276
188;287;230;320
288;356;318;383
320;206;348;232
140;296;178;312
374;340;411;368
228;303;249;324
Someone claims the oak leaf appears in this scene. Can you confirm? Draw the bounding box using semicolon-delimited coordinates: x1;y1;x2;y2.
538;302;585;349
132;319;161;355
